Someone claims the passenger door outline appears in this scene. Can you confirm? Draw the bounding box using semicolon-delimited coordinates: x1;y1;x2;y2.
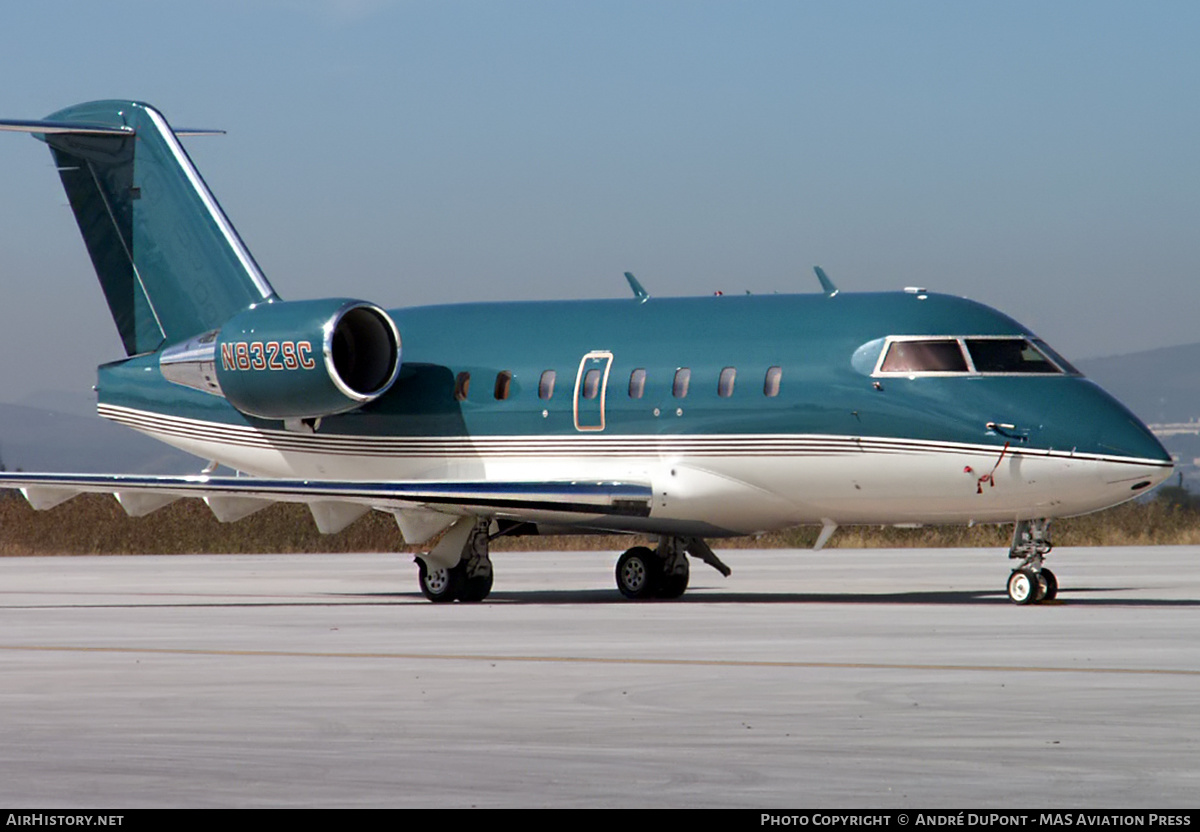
573;350;613;432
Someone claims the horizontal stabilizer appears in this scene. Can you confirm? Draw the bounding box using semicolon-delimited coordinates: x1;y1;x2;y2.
0;119;223;139
0;118;133;136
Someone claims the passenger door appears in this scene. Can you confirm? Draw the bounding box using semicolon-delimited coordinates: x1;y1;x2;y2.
573;351;613;431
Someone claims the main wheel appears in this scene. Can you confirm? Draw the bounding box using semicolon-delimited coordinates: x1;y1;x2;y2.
1039;568;1058;601
1007;569;1039;605
417;558;462;603
616;547;658;599
459;569;494;603
655;560;689;599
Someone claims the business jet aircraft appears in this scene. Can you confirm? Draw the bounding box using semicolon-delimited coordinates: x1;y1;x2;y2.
0;101;1173;605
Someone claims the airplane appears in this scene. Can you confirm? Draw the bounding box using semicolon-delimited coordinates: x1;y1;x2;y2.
0;100;1174;605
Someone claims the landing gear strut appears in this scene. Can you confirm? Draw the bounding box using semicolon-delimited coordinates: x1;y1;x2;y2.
614;536;729;600
1006;518;1057;605
415;517;494;603
653;537;690;599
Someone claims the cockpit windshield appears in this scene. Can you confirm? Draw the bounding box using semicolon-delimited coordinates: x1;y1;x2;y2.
875;337;1077;376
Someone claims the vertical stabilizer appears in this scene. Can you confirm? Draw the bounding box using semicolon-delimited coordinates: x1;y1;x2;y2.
12;101;277;354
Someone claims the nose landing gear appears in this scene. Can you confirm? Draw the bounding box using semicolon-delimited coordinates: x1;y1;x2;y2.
1007;518;1058;605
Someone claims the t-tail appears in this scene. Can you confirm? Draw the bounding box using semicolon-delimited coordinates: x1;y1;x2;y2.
1;101;402;421
1;100;276;355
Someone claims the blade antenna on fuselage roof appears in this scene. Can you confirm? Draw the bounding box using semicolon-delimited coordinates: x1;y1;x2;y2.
814;266;838;297
624;272;649;303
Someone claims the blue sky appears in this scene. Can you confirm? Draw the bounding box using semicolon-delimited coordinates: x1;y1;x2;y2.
0;1;1197;402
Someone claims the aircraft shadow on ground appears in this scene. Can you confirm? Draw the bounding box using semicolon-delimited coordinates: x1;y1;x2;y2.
7;587;1197;610
354;586;1200;607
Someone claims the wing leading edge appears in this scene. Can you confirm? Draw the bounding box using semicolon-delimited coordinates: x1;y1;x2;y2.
0;472;652;538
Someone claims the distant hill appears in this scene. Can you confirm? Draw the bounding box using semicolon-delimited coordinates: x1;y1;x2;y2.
0;395;199;474
1076;343;1200;487
1077;342;1200;426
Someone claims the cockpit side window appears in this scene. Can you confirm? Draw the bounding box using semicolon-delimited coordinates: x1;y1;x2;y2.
965;339;1057;373
1032;340;1080;375
878;340;968;373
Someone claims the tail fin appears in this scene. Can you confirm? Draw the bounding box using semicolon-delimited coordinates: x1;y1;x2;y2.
2;100;277;355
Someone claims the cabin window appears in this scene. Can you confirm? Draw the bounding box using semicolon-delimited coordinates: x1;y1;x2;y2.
494;371;512;400
582;368;602;399
538;370;556;400
965;339;1059;374
879;340;968;373
764;366;782;397
718;367;736;398
629;368;646;399
454;371;471;401
673;368;691;398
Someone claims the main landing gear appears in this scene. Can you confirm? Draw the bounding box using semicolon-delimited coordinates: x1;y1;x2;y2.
415;518;494;603
1006;518;1058;605
615;536;730;600
413;522;733;603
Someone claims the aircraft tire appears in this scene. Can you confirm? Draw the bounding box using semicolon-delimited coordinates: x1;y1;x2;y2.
1039;568;1058;601
1006;569;1039;605
417;557;462;603
655;572;688;599
616;547;657;600
459;571;494;603
655;560;689;599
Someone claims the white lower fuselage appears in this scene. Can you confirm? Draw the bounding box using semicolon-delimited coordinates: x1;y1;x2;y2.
101;404;1171;537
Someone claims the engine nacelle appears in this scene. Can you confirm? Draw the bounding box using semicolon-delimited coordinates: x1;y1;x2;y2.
160;298;401;420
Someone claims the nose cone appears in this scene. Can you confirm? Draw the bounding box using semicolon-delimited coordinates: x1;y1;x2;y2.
980;376;1173;495
1015;378;1174;513
1062;379;1172;465
1093;407;1175;494
1033;378;1175;499
1103;415;1173;466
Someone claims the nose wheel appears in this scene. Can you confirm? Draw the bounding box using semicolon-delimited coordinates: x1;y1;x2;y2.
1006;519;1058;604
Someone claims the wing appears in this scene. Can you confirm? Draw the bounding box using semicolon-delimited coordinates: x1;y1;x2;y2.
0;471;652;541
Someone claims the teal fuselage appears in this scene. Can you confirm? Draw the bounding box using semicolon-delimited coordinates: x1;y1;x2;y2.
98;290;1167;464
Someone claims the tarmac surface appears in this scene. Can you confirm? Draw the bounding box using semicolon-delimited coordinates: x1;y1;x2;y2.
0;545;1197;808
